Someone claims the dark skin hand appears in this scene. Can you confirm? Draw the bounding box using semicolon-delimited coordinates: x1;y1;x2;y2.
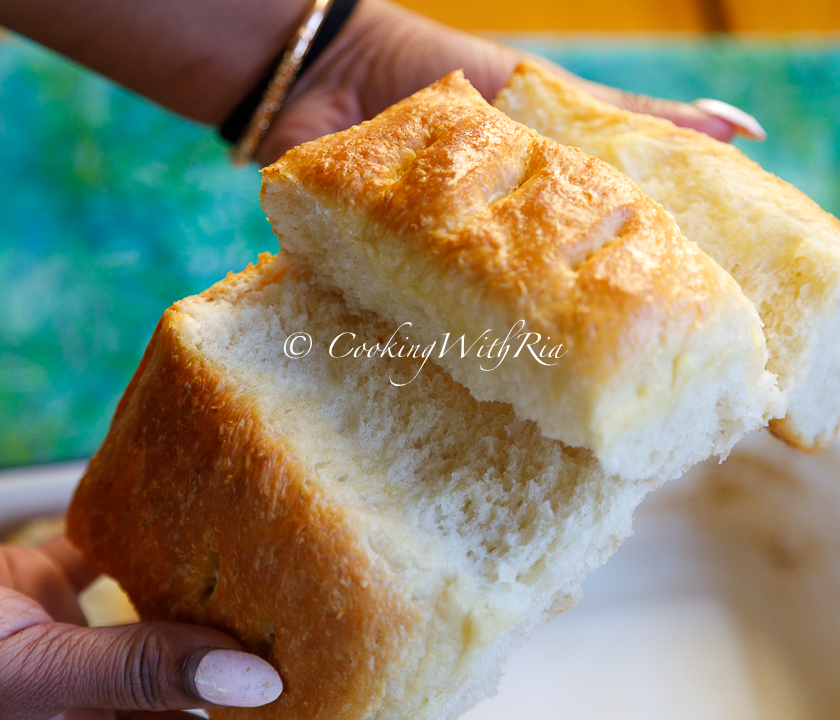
260;0;749;165
0;535;248;720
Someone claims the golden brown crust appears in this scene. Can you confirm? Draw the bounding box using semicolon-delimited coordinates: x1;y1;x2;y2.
769;417;837;453
262;71;748;384
67;255;419;720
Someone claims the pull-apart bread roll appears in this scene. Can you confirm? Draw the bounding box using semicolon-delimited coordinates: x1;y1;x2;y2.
495;61;840;451
71;254;664;720
261;71;779;482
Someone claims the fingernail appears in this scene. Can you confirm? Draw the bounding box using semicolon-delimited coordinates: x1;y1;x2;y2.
193;649;283;707
693;98;767;140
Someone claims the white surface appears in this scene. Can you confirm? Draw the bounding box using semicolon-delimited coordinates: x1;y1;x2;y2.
1;432;838;719
461;430;840;719
464;598;764;720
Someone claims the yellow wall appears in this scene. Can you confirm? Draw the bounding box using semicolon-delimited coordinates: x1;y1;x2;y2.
393;0;840;32
724;0;840;31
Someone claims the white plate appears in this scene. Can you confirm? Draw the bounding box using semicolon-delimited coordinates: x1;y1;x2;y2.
464;431;840;720
2;432;838;719
0;459;87;535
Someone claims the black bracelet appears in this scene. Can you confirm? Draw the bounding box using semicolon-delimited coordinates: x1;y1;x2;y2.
220;0;360;145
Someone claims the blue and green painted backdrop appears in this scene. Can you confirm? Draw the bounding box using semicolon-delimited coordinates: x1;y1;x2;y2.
1;36;839;467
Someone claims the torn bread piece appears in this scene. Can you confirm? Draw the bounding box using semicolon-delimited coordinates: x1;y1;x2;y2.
495;61;840;451
70;253;660;720
260;70;779;482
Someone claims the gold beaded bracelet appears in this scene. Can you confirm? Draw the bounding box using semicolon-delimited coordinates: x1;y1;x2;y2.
230;0;335;165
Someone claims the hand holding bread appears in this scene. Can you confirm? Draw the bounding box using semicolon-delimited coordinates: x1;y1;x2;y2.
2;0;791;714
64;59;840;720
0;536;283;718
6;0;829;715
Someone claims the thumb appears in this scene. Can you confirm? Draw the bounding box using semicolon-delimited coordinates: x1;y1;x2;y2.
0;616;282;719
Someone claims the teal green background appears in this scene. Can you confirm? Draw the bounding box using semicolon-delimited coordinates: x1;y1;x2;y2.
1;37;839;467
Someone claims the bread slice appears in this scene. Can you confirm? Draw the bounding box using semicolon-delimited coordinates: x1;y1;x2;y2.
495;61;840;452
69;253;661;720
260;71;780;482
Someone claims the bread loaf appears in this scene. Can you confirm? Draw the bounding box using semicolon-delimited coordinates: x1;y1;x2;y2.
260;71;780;482
69;253;661;720
495;61;840;451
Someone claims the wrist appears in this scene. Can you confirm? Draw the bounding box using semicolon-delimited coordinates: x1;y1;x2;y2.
253;0;395;165
251;0;528;166
210;0;316;125
222;0;362;159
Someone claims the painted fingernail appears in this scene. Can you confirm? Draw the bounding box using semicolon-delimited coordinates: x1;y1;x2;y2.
193;649;283;707
693;98;767;140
